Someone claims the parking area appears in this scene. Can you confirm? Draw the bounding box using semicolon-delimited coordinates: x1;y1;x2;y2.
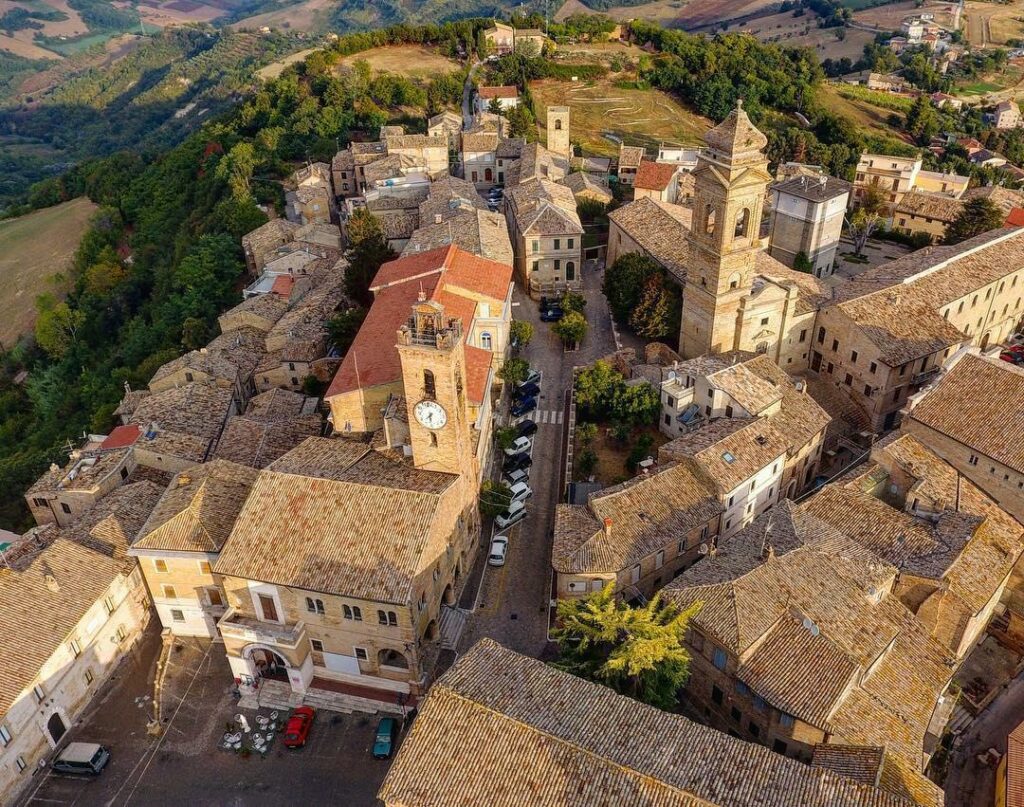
20;632;395;807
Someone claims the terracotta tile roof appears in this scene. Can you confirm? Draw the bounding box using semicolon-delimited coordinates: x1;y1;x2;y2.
907;352;1024;473
327;246;511;401
464;345;492;407
506;178;583;236
384;133;447;151
812;746;886;787
964;185;1024;216
271;275;295;297
513;142;568;186
245;388;318;420
213;414;323;469
28;447;132;497
552;460;722;575
418;176;487;224
100;424;141;451
1008;718;1024;807
618;144;645;169
461;131;499;153
265;436;369;479
128;382;235;463
149;327;265;390
634;160;678;191
1008;207;1024;226
608;197;691;281
218;293;289;331
560;171;613;202
403;210;514;267
478;85;517;99
0;483;162;715
215;438;456;603
379;638;921;807
132;460;258;553
894;190;963;223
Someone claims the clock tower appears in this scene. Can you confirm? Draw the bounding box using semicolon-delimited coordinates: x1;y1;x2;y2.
396;297;477;480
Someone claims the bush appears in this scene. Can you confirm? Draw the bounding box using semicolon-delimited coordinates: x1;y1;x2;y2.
499;356;529;385
494;426;517;451
626;433;655;472
510;319;533;351
554;310;588;348
480;480;512;518
576;421;597;447
576;448;597;478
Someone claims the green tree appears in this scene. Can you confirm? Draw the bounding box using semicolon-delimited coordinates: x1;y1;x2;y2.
609;381;660;428
493;425;517;451
576;421;597;447
792;251;813;273
574;360;623;417
344;209;396;305
34;294;85;358
552;587;702;709
847;184;886;256
327;306;367;353
215;142;258;201
180;317;211;351
510;319;533;350
488;95;505;115
561;290;586;314
499;356;529;384
603;253;662;324
576;448;597;478
905;96;939;145
628;273;674;339
505;104;536;140
626;432;655;471
945;196;1005;244
480;479;513;518
554;310;588;347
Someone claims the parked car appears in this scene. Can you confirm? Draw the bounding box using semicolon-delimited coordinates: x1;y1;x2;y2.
504;436;532;456
504;466;529;485
282;706;316;748
540;307;564;323
487;535;509;566
511;396;537;417
1008;332;1024;347
522;368;541;385
515;419;538;438
514;384;540;402
503;452;533;472
372;717;399;759
1000;350;1024;365
52;743;110;776
495;500;527;529
508;481;533;504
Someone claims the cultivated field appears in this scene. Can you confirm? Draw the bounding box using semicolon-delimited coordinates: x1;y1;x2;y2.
853;0;958;32
338;44;461;78
258;46;317;79
0;197;96;347
231;0;332;31
817;83;911;142
135;0;227;29
964;0;1024;47
742;11;875;61
555;0;781;28
530;76;710;157
0;0;90;58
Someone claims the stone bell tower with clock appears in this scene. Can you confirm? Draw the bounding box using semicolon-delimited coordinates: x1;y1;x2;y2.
396;297;477;481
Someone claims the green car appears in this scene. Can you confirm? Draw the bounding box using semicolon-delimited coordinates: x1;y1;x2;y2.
372;717;398;759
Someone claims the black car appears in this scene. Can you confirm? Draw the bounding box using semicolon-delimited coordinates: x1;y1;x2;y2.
540;307;564;322
514;381;540;400
511;396;537;417
515;419;538;438
503;452;533;472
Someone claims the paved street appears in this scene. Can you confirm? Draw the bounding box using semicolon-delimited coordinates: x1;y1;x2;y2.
458;261;621;658
20;629;394;807
945;671;1024;807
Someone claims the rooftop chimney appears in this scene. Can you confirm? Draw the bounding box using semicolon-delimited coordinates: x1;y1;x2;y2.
603;518;612;538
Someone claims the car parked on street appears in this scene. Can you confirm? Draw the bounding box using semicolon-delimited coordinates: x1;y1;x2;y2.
1001;350;1024;365
504;436;532;456
503;466;529;485
514;381;540;400
515;419;538;438
511;396;537;417
503;452;533;472
372;717;399;759
540;306;564;322
508;481;533;504
282;706;316;748
487;535;509;567
52;743;110;776
521;368;541;385
495;501;527;530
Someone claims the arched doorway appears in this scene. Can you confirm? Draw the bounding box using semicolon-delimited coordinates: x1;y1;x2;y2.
786;479;798;500
47;712;67;745
378;648;409;670
246;647;289;682
423;620;438;641
442;584;455;606
981;332;990;349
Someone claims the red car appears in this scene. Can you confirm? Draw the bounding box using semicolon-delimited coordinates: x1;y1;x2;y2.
282;706;316;748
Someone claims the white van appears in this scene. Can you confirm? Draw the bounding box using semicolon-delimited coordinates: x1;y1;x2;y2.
53;743;110;776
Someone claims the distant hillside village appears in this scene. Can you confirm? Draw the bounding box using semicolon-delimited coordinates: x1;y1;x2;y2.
5;12;1024;807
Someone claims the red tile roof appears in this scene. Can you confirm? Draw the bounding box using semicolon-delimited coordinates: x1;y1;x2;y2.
101;424;141;451
465;345;492;405
326;245;512;403
634;160;678;191
478;85;518;99
1008;207;1024;227
271;275;295;297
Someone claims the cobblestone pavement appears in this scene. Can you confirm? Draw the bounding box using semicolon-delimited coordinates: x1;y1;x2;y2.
458;261;621;658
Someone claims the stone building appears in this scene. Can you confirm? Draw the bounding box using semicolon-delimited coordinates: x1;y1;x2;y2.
607;196;692;280
853;153;967;214
504;178;583;297
213;389;322;470
768;173;850;277
545;105;570;160
617;144;644;185
903;351;1024;522
325;245;512;434
552;461;722;600
426;110;463;151
893;190;962;243
213;296;487;706
633;160;681;204
0;483;161;801
379;639;932;807
460;131;500;189
149;327;266;407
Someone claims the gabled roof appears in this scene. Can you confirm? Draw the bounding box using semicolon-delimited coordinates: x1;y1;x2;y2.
634;160;678;191
379;639;922;807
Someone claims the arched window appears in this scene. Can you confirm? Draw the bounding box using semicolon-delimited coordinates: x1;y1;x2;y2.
388;611;398;626
429;432;438;447
378;609;388;625
352;606;362;622
306;597;324;615
555;119;563;130
705;206;716;236
729;272;741;290
423;369;435;398
343;604;353;619
734;208;750;238
481;332;493;350
566;262;575;281
485;167;493;182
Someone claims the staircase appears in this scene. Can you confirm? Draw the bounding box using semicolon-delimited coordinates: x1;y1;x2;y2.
439;605;470;651
247;678;406;716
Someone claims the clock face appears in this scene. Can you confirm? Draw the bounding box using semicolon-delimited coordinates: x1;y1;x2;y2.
415;400;448;430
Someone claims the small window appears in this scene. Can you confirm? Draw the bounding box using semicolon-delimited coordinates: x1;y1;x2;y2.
33;685;45;704
712;685;724;705
773;739;788;754
388;611;398;626
779;712;795;728
568;238;574;249
115;625;127;642
120;466;129;480
171;609;185;622
343;605;353;619
70;639;81;658
749;722;760;738
753;695;768;711
352;606;362;622
0;725;11;746
713;648;728;670
378;610;389;625
850;350;858;363
799;329;807;343
16;756;26;773
311;639;325;652
423;370;435;398
354;647;368;661
154;559;168;574
655;550;665;569
162;585;177;600
207;588;223;607
84;668;94;685
185;372;194;383
61;502;72;514
735;681;749;696
869;361;877;374
554;238;561;250
760;317;769;326
831;339;838;352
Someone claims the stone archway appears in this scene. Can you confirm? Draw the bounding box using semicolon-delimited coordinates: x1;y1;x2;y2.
423;620;438;641
378;648;409;670
244;645;289;683
47;712;67;745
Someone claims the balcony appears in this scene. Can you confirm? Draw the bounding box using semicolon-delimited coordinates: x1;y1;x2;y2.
912;366;941;386
217;609;306;650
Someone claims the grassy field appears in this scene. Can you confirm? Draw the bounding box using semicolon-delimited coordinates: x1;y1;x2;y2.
530;77;710;157
741;10;875;61
817;83;909;143
337;44;461;78
258;47;317;79
0;197;96;347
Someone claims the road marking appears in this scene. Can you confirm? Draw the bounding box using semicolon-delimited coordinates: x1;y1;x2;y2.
535;409;564;425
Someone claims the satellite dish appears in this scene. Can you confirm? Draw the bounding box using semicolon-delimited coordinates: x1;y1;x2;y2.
667;370;677;381
698;543;709;555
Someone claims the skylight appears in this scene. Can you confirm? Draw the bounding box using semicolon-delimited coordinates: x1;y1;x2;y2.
722;451;735;464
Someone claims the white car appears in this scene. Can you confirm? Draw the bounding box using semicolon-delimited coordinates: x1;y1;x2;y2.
522;368;541;386
504;467;529;485
488;536;509;567
508;481;533;504
495;500;526;529
504;436;532;456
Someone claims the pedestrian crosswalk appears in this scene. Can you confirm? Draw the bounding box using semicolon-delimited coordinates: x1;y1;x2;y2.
534;409;564;425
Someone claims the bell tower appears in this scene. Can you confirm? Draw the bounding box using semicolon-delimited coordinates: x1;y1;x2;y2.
547;105;571;159
680;101;772;358
396;297;475;479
